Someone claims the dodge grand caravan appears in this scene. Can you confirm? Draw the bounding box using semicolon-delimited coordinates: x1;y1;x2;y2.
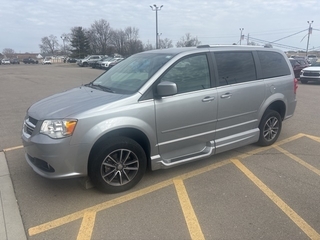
22;45;297;193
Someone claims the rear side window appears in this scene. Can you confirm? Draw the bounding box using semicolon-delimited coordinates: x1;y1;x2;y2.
258;51;291;78
214;52;257;86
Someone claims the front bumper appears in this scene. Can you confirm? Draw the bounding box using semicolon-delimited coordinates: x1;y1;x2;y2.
22;124;89;179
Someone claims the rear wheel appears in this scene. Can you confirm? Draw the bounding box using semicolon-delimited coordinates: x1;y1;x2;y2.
88;137;147;193
258;110;282;146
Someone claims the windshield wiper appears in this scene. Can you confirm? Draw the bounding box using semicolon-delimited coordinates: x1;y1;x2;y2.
87;83;114;93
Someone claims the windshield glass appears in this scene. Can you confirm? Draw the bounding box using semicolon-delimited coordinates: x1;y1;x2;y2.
91;53;174;94
311;61;320;67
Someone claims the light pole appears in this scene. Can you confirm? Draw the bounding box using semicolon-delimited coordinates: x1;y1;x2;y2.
60;36;67;59
150;4;163;49
306;20;313;56
239;28;244;45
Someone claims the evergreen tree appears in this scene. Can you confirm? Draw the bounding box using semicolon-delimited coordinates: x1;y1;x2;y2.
70;27;90;58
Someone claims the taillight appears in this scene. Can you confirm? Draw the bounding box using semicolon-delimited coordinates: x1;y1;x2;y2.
294;78;298;94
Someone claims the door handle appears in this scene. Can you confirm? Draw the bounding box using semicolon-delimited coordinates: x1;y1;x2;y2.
221;93;232;99
202;96;215;102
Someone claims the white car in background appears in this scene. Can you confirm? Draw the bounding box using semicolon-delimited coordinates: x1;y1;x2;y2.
1;59;10;64
100;58;123;70
300;60;320;84
42;58;52;64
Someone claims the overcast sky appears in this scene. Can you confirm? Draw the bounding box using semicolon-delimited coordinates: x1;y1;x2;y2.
1;0;319;53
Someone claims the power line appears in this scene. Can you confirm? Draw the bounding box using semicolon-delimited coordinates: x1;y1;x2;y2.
270;29;308;43
247;36;305;51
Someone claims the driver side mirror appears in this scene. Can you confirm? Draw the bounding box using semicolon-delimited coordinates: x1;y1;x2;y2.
156;81;178;97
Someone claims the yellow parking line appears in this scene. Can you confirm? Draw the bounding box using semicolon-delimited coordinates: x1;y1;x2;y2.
28;179;173;236
77;211;96;240
274;146;320;176
237;133;305;160
231;159;320;240
3;145;23;152
174;179;205;240
305;134;320;143
28;160;231;236
28;133;319;237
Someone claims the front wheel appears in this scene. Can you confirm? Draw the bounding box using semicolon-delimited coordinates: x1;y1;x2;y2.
88;137;147;193
257;110;282;146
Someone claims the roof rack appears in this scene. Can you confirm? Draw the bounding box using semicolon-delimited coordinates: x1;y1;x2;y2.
197;44;263;48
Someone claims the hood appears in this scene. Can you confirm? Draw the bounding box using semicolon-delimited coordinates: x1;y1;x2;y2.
303;66;320;71
28;86;129;120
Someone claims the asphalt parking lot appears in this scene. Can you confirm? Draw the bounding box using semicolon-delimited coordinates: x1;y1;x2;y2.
1;64;320;240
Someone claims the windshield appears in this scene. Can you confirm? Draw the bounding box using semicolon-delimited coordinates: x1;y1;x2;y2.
91;53;174;94
311;61;320;67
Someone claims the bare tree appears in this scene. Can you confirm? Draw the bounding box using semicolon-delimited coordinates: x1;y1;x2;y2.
176;33;201;47
2;48;15;55
39;35;59;54
110;29;127;56
144;43;154;51
124;27;143;56
88;19;112;55
110;27;143;56
159;38;173;49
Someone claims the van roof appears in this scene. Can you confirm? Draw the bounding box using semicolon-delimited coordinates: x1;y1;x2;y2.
140;45;283;56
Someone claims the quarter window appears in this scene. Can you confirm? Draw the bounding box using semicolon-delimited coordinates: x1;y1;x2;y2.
258;51;291;78
214;52;257;86
160;54;211;94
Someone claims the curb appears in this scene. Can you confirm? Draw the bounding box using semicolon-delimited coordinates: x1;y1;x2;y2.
0;152;27;240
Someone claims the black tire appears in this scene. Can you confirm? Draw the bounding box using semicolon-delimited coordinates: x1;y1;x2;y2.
257;110;282;146
88;137;147;193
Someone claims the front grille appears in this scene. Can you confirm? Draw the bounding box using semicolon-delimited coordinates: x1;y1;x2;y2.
303;71;320;77
24;116;38;136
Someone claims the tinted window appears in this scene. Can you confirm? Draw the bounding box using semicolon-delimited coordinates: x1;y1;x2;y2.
258;51;291;78
160;54;210;94
214;52;257;86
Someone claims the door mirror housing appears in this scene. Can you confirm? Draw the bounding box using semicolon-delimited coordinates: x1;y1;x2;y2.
156;81;178;97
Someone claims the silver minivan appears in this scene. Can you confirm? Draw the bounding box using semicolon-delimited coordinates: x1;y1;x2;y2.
22;45;297;193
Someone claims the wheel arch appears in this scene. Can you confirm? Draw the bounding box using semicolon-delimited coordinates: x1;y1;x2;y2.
264;100;286;120
88;128;151;169
260;97;286;124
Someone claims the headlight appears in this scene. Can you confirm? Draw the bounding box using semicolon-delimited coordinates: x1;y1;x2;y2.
40;119;77;139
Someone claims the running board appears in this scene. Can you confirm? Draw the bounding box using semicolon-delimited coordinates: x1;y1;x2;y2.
151;141;215;170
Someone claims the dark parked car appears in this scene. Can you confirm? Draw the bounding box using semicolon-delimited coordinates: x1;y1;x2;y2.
11;58;20;64
66;58;77;63
289;58;309;78
23;58;38;64
91;57;113;69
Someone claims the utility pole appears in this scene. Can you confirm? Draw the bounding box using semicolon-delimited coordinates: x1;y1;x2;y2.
150;4;163;49
239;28;244;45
306;20;313;56
60;36;67;57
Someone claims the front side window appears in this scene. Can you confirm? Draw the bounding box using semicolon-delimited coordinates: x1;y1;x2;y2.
214;51;257;86
258;51;291;78
91;53;175;94
160;54;211;94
